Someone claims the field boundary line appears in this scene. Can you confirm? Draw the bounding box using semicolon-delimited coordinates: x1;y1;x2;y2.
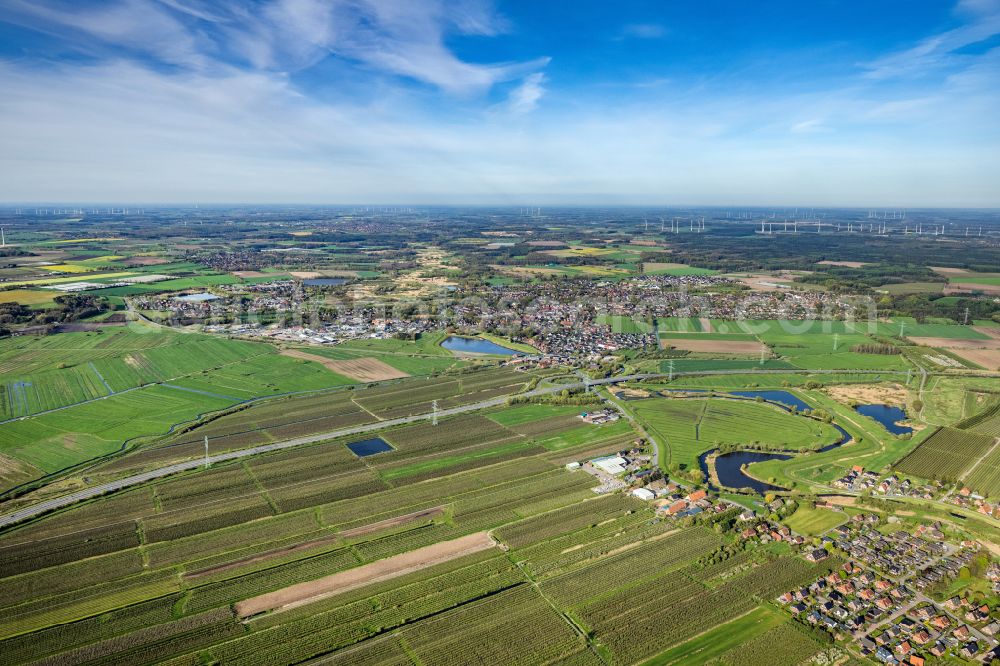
961;437;1000;482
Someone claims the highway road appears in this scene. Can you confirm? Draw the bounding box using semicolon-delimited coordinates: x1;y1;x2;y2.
0;374;642;529
0;367;986;530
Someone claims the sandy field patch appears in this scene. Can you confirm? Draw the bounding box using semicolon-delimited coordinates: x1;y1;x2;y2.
930;266;971;275
660;338;767;354
730;272;801;292
235;531;496;617
817;495;857;507
909;337;1000;370
339;507;445;539
122;256;169;266
232;270;268;278
289;271;322;279
951;282;1000;295
909;336;992;350
817;260;869;268
281;349;409;381
947;348;1000;371
616;387;652;399
493;264;566;277
974;326;1000;340
825;383;908;406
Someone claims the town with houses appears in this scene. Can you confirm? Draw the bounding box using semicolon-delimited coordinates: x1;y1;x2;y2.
134;274;874;359
561;409;1000;665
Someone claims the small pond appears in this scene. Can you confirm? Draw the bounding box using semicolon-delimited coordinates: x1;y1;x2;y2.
174;293;219;303
303;278;349;286
855;404;913;435
347;437;394;457
441;336;519;356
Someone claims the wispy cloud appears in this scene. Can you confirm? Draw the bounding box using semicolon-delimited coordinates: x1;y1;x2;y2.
790;118;828;134
504;72;546;114
862;0;1000;78
619;23;667;40
2;0;208;66
1;0;547;93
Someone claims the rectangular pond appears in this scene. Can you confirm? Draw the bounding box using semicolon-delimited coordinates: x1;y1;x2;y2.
174;293;219;303
346;437;394;457
303;278;349;286
441;335;519;355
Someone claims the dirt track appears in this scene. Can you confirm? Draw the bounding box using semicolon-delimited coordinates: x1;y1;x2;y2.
339;506;445;539
235;531;496;617
185;535;341;580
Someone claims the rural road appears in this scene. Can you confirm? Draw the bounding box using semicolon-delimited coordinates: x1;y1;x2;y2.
0;367;991;530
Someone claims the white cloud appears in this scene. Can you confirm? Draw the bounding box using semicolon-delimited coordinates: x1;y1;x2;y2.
862;1;1000;79
505;72;546;114
2;0;208;67
1;57;997;206
1;0;547;93
790;118;828;134
0;0;998;205
620;23;667;39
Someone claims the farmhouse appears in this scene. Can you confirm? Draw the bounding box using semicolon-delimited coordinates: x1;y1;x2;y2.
631;488;655;501
592;456;628;475
663;500;688;516
579;408;620;424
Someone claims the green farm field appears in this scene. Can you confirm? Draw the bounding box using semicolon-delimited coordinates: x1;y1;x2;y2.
894;427;995;483
0;328;536;492
628;396;842;469
639;605;789;666
782;504;847;536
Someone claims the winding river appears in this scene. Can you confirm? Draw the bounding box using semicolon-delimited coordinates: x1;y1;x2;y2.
695;390;853;494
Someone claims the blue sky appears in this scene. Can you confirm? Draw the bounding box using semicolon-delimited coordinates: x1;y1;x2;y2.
0;0;998;205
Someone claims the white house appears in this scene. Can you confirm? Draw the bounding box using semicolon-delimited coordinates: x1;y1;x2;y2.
632;488;655;501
